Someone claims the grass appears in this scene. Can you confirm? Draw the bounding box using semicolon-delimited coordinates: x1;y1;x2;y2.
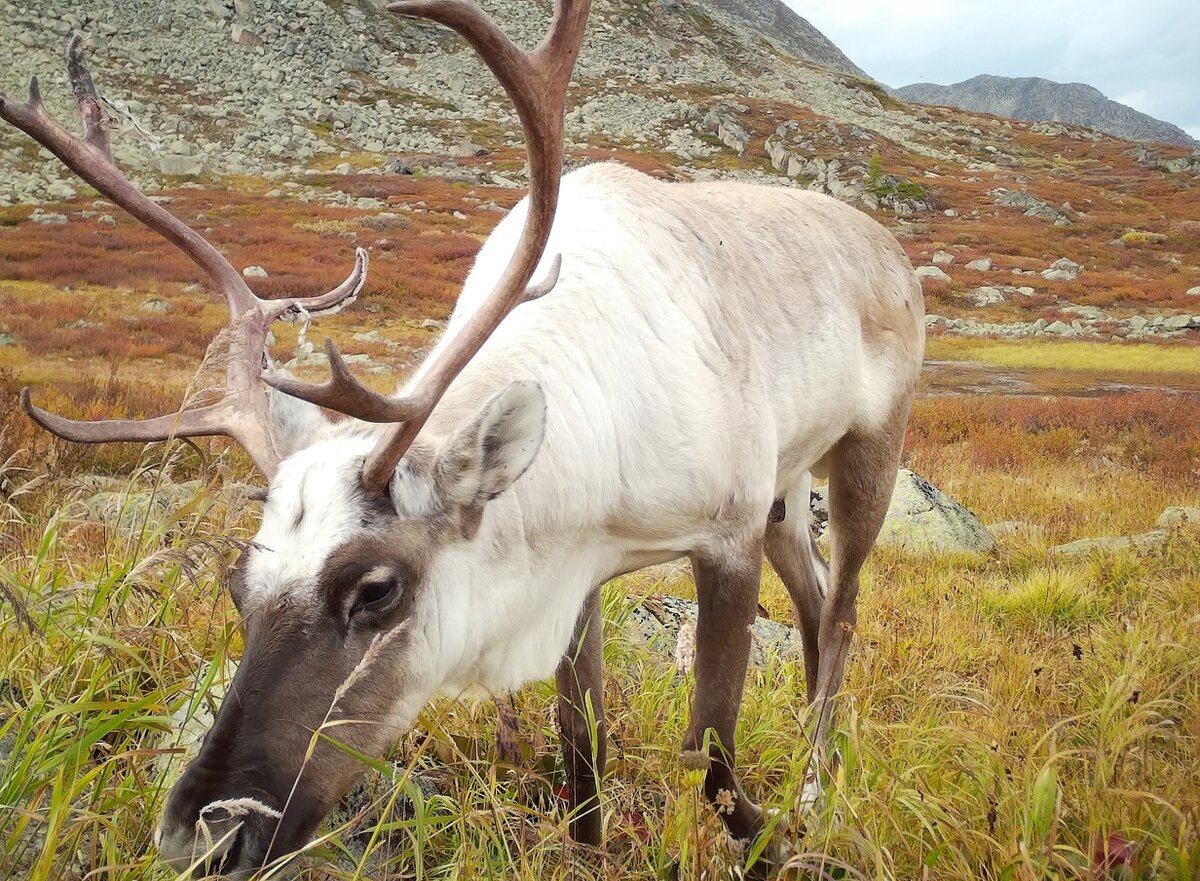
1;372;1198;880
2;68;1199;880
926;336;1200;376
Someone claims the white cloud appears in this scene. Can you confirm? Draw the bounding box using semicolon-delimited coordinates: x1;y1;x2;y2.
784;0;1200;138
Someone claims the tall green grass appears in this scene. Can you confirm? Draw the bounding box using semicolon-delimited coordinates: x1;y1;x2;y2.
1;444;1198;880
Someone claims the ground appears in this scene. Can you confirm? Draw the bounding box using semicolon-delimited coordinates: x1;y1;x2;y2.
1;104;1199;881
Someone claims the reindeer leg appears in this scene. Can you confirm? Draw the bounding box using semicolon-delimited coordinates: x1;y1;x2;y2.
765;472;828;702
555;588;606;847
684;541;764;842
805;406;908;803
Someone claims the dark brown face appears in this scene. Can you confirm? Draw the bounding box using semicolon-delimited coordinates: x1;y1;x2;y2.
155;531;434;878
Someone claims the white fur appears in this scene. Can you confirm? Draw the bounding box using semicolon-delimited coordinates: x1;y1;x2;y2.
247;434;380;600
246;162;924;704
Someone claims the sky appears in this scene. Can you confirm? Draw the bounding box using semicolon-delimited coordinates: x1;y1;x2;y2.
787;0;1200;141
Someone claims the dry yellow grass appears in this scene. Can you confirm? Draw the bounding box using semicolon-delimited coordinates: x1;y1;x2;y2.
926;336;1200;376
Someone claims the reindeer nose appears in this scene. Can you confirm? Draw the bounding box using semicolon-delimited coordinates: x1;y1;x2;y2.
155;804;246;877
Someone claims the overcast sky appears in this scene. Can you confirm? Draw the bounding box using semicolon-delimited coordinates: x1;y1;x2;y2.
787;1;1200;140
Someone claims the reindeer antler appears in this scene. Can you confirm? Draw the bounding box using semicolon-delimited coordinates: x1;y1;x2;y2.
268;0;590;491
1;37;368;476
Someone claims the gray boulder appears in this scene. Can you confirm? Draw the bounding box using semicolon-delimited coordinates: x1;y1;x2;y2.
159;155;206;176
68;480;205;535
624;594;803;669
140;297;172;314
875;470;996;554
1157;507;1200;529
965;258;993;271
916;265;952;283
1050;531;1167;557
809;470;994;554
1042;257;1082;281
969;286;1005;306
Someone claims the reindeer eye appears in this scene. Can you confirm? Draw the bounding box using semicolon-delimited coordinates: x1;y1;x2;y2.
355;579;398;614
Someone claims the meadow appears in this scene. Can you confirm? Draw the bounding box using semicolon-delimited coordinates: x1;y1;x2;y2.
1;324;1198;880
1;124;1199;878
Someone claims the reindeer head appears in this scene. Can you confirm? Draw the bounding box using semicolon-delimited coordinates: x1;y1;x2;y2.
1;1;590;875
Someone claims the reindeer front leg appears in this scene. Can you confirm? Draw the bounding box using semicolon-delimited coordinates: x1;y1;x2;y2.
684;542;765;842
555;588;606;846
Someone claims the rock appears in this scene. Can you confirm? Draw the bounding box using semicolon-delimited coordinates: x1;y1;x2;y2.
1187;286;1200;297
0;332;15;347
932;250;955;266
139;297;172;314
68;480;206;535
65;319;104;330
1042;258;1082;281
31;212;68;225
623;594;803;669
159;155;206;176
875;470;996;554
1050;531;1167;557
915;265;952;283
965;258;993;271
764;137;788;171
231;23;263;46
242;265;269;278
992;188;1069;224
420;318;447;330
382;159;414;175
449;141;489;159
969;286;1005;306
1157;507;1200;529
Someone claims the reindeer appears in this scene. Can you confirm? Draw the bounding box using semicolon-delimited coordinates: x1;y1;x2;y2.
1;0;924;875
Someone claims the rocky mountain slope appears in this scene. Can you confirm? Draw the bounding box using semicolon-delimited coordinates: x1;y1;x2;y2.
895;75;1197;148
0;0;959;200
701;0;866;78
1;0;1199;357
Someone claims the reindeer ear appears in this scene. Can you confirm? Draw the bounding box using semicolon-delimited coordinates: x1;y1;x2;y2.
266;382;332;459
436;381;546;508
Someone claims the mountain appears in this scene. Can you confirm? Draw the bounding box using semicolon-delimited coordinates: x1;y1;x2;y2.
700;0;867;78
894;75;1196;148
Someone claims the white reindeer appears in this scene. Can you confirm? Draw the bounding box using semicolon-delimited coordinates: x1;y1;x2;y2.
1;0;924;875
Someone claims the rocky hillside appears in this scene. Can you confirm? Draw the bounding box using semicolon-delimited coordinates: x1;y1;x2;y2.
1;0;1199;356
701;0;866;78
895;75;1197;148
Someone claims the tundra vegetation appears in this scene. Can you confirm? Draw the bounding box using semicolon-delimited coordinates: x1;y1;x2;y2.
2;14;1199;881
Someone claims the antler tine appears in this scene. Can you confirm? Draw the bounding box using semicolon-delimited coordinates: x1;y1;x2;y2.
19;388;277;474
265;247;371;321
263;258;561;420
263;338;421;423
336;0;590;491
5;43;372;477
66;35;112;160
0;40;257;318
522;253;561;303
